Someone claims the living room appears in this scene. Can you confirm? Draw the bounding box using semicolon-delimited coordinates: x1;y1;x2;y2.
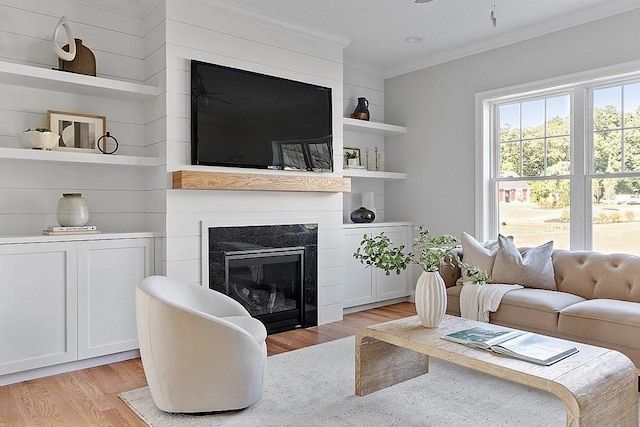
1;0;640;425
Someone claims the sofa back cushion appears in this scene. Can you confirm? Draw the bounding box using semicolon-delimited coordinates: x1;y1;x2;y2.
552;250;640;303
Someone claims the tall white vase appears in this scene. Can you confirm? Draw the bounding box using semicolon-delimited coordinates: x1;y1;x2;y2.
415;271;447;328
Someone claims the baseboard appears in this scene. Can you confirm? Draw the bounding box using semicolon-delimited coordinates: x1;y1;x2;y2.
0;350;140;386
343;297;410;315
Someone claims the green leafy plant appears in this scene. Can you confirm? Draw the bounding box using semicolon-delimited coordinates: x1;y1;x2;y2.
459;262;488;284
24;128;51;132
353;226;458;275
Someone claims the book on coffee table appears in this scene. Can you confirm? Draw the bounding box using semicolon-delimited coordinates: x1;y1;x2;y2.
442;325;578;366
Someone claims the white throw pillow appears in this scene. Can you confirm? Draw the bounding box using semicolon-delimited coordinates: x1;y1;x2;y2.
490;234;556;290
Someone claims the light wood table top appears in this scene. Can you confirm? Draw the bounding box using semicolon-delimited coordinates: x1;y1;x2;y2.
355;314;638;427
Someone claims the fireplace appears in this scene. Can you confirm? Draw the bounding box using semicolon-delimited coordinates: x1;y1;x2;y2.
208;224;318;333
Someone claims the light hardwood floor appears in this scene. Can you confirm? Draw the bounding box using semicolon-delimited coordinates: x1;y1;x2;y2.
0;302;416;426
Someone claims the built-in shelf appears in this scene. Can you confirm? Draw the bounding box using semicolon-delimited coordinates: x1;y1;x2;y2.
343;117;407;136
343;221;413;229
173;170;351;193
0;60;160;101
342;169;407;180
0;147;159;167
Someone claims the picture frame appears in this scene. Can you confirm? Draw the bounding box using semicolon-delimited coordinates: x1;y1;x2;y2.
343;147;361;168
48;110;106;152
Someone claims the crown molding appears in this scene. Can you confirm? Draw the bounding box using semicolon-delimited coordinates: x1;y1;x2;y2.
175;0;351;48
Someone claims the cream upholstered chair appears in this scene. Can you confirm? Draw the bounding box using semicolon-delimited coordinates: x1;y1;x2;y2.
135;275;267;413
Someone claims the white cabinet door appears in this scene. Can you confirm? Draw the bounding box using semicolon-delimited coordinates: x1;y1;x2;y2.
343;229;375;308
375;227;409;301
77;238;153;359
343;225;411;309
0;242;78;375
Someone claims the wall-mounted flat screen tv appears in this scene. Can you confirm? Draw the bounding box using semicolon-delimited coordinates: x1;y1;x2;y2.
191;60;333;172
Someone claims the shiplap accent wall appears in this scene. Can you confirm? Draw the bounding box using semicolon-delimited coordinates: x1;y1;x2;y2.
0;0;160;234
343;63;386;223
160;0;348;323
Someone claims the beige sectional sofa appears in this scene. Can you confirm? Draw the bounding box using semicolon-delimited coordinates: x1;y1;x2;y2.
441;248;640;372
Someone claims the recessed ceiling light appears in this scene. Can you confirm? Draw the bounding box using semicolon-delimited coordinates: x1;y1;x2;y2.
415;0;434;3
405;36;423;44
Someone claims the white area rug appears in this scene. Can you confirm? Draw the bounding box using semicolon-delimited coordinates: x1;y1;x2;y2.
120;337;637;427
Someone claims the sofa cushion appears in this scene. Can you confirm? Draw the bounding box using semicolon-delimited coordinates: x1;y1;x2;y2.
490;288;585;333
491;235;556;290
558;299;640;350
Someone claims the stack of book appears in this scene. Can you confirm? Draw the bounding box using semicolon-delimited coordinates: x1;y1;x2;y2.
42;225;101;236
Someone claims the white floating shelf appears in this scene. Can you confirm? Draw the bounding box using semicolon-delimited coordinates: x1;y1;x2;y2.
342;169;407;180
343;221;413;229
343;117;407;136
0;147;159;167
0;61;160;101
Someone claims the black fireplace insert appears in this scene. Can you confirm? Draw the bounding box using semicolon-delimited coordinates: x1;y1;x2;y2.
208;224;318;333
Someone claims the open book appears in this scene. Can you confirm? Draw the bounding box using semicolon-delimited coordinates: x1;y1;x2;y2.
442;326;578;366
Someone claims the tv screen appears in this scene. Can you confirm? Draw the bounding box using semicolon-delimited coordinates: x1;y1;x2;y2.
191;60;333;172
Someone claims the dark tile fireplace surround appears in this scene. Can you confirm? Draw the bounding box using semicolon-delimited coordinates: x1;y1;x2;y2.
208;224;318;334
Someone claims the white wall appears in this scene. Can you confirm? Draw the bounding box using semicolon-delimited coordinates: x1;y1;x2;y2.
0;0;159;234
384;9;640;243
160;0;348;323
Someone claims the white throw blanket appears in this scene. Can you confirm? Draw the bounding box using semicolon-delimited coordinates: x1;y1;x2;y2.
459;282;523;322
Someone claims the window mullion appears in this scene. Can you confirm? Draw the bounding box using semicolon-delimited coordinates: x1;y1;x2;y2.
571;86;589;250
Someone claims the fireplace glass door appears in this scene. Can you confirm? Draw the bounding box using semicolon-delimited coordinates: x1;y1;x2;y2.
225;247;304;333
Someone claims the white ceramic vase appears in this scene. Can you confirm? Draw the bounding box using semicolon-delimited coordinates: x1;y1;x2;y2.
415;271;447;328
57;193;89;227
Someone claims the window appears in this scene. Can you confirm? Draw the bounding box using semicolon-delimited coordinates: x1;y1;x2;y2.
496;95;571;248
479;65;640;255
591;82;640;253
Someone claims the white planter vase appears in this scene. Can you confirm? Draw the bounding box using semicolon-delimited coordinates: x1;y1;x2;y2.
57;193;89;227
415;271;447;328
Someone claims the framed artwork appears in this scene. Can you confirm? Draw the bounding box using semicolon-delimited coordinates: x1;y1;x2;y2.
48;110;106;152
343;147;361;168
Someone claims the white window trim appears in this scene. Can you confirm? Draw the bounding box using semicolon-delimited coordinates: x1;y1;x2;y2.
474;59;640;245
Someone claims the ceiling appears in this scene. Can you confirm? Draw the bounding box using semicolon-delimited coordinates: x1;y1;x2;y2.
214;0;640;78
85;0;640;78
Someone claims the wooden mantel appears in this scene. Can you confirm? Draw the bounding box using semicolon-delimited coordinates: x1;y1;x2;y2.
172;170;351;193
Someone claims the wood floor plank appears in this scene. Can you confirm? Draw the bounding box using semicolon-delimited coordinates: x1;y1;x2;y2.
0;383;20;427
0;302;416;426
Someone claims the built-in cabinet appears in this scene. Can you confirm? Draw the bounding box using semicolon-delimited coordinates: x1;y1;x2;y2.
0;234;154;377
343;223;411;308
342;119;412;309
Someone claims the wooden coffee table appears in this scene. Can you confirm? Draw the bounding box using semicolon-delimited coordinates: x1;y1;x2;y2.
355;314;638;427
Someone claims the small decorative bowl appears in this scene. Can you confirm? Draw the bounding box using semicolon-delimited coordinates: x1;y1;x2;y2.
17;131;60;150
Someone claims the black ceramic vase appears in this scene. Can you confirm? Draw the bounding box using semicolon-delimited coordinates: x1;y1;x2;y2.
350;206;375;223
351;97;370;121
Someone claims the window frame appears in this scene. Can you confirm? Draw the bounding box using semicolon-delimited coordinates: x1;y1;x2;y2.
475;60;640;250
